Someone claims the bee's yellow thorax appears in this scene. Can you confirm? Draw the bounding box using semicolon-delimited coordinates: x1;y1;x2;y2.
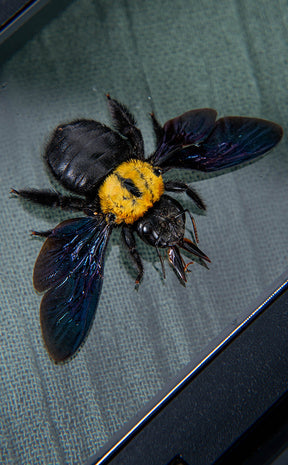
98;160;164;224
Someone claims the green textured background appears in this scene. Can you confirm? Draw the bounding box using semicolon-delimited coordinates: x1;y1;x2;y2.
0;1;287;464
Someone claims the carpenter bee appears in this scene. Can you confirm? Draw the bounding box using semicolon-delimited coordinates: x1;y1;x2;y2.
13;95;283;362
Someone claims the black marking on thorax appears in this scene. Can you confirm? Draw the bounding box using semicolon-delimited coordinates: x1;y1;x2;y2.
134;165;154;197
116;174;142;197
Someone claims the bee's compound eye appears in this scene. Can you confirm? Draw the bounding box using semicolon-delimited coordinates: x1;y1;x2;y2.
137;218;160;246
142;223;152;234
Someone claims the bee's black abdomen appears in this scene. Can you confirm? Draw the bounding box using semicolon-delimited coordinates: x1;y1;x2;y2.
45;120;133;197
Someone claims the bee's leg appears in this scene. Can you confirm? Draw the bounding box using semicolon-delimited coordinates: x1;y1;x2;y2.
31;229;53;237
121;225;144;284
167;245;187;285
164;180;206;211
150;113;164;145
155;246;166;279
11;188;87;212
106;95;145;160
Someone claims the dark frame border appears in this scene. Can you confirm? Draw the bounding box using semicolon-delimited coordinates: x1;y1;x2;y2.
85;270;288;465
0;0;72;62
0;0;51;43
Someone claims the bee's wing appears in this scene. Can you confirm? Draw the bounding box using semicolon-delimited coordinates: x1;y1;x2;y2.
45;120;134;196
33;216;112;362
149;108;217;165
152;116;283;172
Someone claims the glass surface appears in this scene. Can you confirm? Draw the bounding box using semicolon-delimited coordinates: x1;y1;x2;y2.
0;1;287;464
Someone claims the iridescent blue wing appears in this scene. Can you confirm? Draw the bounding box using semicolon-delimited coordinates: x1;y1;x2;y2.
152;116;283;171
33;216;112;362
149;109;217;165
